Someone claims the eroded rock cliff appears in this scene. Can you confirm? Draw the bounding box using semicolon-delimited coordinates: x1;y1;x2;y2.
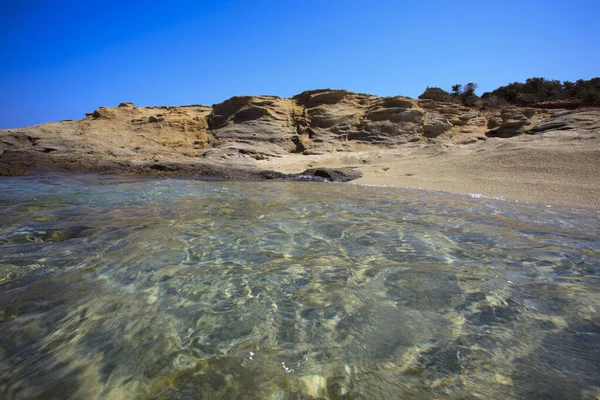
1;89;598;178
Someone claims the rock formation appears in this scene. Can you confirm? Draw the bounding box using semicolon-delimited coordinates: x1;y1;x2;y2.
1;89;598;180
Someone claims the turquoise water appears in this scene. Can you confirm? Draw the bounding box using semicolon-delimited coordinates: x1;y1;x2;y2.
0;174;599;399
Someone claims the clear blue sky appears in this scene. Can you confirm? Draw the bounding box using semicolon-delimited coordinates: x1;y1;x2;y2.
1;0;598;129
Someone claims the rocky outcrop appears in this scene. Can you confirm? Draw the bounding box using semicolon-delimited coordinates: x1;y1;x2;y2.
134;162;361;182
356;96;425;144
422;111;453;138
486;107;550;138
530;109;600;134
1;89;598;178
485;108;600;138
292;92;458;146
293;89;375;148
207;95;297;158
419;100;486;127
487;116;503;129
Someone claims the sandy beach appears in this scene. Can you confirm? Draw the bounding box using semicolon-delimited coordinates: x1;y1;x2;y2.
257;130;600;210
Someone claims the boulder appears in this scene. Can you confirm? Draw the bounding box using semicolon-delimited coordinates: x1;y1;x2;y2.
291;167;362;182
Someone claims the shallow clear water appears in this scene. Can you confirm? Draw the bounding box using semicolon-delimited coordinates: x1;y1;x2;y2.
0;174;599;399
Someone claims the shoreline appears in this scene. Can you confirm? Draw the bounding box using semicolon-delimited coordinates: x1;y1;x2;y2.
2;151;598;211
348;182;599;213
2;136;599;211
2;93;598;210
2;119;599;211
4;168;598;211
256;133;600;211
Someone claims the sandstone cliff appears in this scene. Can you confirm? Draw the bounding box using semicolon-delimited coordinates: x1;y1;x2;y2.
0;89;598;179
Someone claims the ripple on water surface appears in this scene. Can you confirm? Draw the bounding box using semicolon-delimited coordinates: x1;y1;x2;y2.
0;175;599;399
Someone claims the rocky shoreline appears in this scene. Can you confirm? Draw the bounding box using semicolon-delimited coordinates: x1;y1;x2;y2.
1;89;599;207
0;149;362;183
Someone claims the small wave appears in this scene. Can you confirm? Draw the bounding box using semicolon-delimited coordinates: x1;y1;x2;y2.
467;193;506;201
350;183;396;188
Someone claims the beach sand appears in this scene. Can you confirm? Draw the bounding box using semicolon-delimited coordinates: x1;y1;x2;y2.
257;130;600;210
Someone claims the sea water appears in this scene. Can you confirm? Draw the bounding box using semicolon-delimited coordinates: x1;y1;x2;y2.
0;174;598;399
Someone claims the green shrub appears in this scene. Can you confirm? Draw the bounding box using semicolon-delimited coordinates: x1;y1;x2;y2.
481;77;600;106
420;77;599;108
480;94;509;109
418;87;453;102
419;83;480;106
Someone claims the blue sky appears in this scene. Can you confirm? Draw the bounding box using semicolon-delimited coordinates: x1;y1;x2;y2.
1;0;598;128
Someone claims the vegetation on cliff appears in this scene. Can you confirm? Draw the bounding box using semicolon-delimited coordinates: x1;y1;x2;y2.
419;77;600;109
483;77;600;107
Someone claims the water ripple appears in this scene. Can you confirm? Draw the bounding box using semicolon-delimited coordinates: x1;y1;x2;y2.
0;175;598;399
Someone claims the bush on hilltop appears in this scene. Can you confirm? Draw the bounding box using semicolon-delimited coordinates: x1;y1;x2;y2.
481;77;600;107
418;87;454;102
420;77;600;108
418;83;480;106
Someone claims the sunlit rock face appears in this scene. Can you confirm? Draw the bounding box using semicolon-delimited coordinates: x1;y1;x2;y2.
1;89;598;175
